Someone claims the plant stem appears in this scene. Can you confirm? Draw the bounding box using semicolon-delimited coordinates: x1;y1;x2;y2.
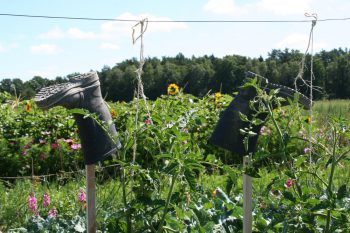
325;128;338;233
157;172;178;233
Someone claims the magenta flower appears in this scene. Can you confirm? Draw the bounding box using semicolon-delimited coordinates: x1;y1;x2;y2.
23;145;30;149
145;117;153;125
28;193;38;214
48;208;57;218
43;193;51;207
51;143;59;150
77;189;86;203
71;144;81;150
284;179;293;188
304;147;311;154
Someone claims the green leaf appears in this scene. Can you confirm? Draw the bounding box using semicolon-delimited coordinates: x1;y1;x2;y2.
239;112;249;122
337;184;347;200
282;191;296;203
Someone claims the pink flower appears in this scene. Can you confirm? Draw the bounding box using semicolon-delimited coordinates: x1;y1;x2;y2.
77;189;86;203
64;139;74;145
48;208;57;218
260;126;271;136
28;193;38;214
304;147;311;154
43;193;51;208
21;151;27;156
145;117;153;125
71;144;81;150
285;179;293;188
39;139;46;144
23;145;30;149
51;143;59;150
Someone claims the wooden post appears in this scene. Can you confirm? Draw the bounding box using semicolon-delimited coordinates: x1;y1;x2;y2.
86;164;96;233
243;155;252;233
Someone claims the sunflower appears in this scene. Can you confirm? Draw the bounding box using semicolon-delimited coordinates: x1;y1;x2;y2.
167;83;179;95
214;92;222;104
25;101;31;113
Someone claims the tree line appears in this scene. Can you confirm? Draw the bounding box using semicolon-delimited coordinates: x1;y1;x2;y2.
1;48;349;102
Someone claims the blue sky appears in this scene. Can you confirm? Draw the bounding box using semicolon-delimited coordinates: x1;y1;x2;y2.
0;0;349;80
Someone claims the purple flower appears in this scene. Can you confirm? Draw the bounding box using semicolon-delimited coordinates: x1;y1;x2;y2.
43;193;51;208
304;147;311;154
28;193;38;214
71;144;81;150
77;189;86;203
48;208;57;218
51;143;59;150
21;151;27;156
145;117;153;125
23;145;30;149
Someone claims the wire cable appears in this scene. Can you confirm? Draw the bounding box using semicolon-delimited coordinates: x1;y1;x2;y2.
0;13;350;23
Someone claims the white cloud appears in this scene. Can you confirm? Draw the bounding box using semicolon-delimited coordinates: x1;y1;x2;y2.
67;28;99;40
203;0;314;16
276;33;327;51
99;42;120;50
0;44;4;52
37;27;65;39
203;0;243;14
30;44;60;55
256;0;314;16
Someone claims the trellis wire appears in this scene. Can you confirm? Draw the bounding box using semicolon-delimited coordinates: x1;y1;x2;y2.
294;13;318;164
131;18;152;165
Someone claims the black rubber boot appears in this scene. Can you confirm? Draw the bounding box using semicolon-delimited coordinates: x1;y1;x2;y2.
35;72;121;165
209;73;311;156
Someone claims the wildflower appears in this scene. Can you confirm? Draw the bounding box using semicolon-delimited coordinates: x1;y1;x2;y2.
51;143;59;150
111;110;117;119
39;154;46;160
285;179;293;188
41;131;51;135
182;140;188;144
39;139;46;144
71;143;81;150
21;151;27;156
25;101;31;112
167;83;179;95
28;193;38;214
214;92;222;104
145;117;153;125
305;116;312;124
23;145;30;150
43;193;51;207
304;147;311;154
212;189;217;198
64;139;74;146
260;126;271;136
77;189;86;203
48;208;57;218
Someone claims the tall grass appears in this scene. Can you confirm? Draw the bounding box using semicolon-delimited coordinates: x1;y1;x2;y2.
314;99;350;120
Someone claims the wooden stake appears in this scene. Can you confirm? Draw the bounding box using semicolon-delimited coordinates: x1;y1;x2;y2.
243;155;252;233
86;164;96;233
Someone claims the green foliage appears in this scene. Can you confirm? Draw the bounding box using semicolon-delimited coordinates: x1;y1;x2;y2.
1;83;350;232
